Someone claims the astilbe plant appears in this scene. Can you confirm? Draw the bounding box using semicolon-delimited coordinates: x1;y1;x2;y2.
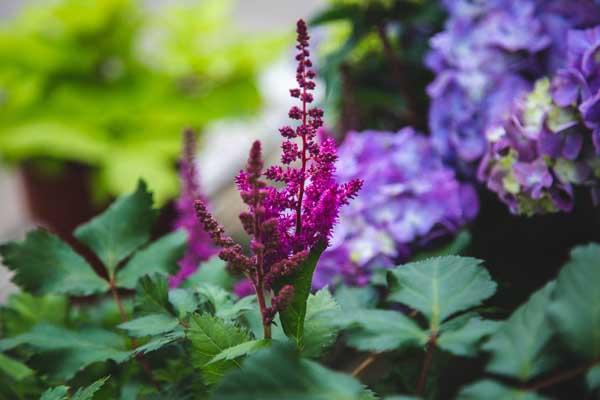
169;130;217;287
194;19;362;339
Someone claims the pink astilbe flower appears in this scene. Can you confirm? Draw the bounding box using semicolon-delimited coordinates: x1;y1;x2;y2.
194;20;362;339
169;130;217;288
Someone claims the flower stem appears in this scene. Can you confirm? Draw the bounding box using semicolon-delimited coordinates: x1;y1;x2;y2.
351;352;380;378
416;333;437;395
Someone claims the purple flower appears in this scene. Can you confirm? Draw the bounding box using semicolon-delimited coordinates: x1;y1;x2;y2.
314;129;478;288
428;0;600;167
193;20;361;337
169;130;217;288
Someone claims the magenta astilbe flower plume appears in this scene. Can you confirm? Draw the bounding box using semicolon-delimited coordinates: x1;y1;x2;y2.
194;20;361;339
169;130;217;288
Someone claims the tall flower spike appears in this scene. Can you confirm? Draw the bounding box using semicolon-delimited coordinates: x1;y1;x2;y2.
194;19;361;339
169;129;217;288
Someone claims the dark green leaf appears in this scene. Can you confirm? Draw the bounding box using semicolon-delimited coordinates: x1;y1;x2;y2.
335;285;379;311
207;340;270;365
335;309;427;352
0;230;108;296
547;244;600;359
387;256;496;330
411;231;471;261
587;365;600;391
0;353;33;381
302;288;341;357
40;386;69;400
71;376;109;400
483;283;557;380
457;380;547;400
133;329;185;356
74;181;158;275
2;323;129;380
437;315;499;357
118;314;179;338
187;314;250;386
276;243;326;349
135;275;174;316
182;257;234;291
116;230;187;289
212;342;365;400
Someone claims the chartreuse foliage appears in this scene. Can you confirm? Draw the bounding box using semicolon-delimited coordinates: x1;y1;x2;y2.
1;182;600;398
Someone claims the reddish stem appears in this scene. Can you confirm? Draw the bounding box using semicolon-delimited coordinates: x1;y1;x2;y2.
416;334;437;395
351;353;380;378
522;357;600;391
295;46;309;236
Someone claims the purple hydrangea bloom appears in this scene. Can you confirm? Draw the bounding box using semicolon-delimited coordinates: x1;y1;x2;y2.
478;78;596;215
169;130;218;288
428;0;600;168
313;129;478;288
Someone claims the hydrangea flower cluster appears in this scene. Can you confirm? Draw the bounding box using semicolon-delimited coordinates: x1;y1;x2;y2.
427;0;600;170
194;20;361;338
314;129;478;288
169;130;217;288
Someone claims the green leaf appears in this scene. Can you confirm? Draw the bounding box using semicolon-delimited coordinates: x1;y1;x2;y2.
547;244;600;359
187;314;250;386
2;292;68;336
334;309;427;352
457;380;547;400
302;288;341;357
207;340;270;365
335;285;378;311
587;365;600;391
196;284;254;321
132;329;185;356
411;230;471;261
74;181;158;275
135;275;174;315
182;257;234;290
116;230;187;289
212;342;365;400
118;313;179;338
387;256;496;330
2;323;129;381
0;353;33;381
437;315;499;357
169;288;199;319
483;283;557;380
276;243;326;349
71;376;109;400
40;386;69;400
0;230;108;296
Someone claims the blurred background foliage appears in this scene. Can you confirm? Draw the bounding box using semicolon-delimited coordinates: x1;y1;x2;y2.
312;0;444;134
0;0;286;204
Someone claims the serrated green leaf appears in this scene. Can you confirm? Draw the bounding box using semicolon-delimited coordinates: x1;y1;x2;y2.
182;257;234;290
547;244;600;359
276;243;326;349
335;309;427;352
0;353;33;381
196;284;254;321
0;230;108;296
212;341;365;400
40;386;69;400
71;376;109;400
133;329;185;356
135;275;174;315
302;288;341;357
169;288;198;319
118;313;179;338
2;323;129;381
387;256;496;330
207;340;270;365
187;314;250;386
456;380;547;400
436;315;499;357
74;181;158;275
483;283;557;380
116;230;187;289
